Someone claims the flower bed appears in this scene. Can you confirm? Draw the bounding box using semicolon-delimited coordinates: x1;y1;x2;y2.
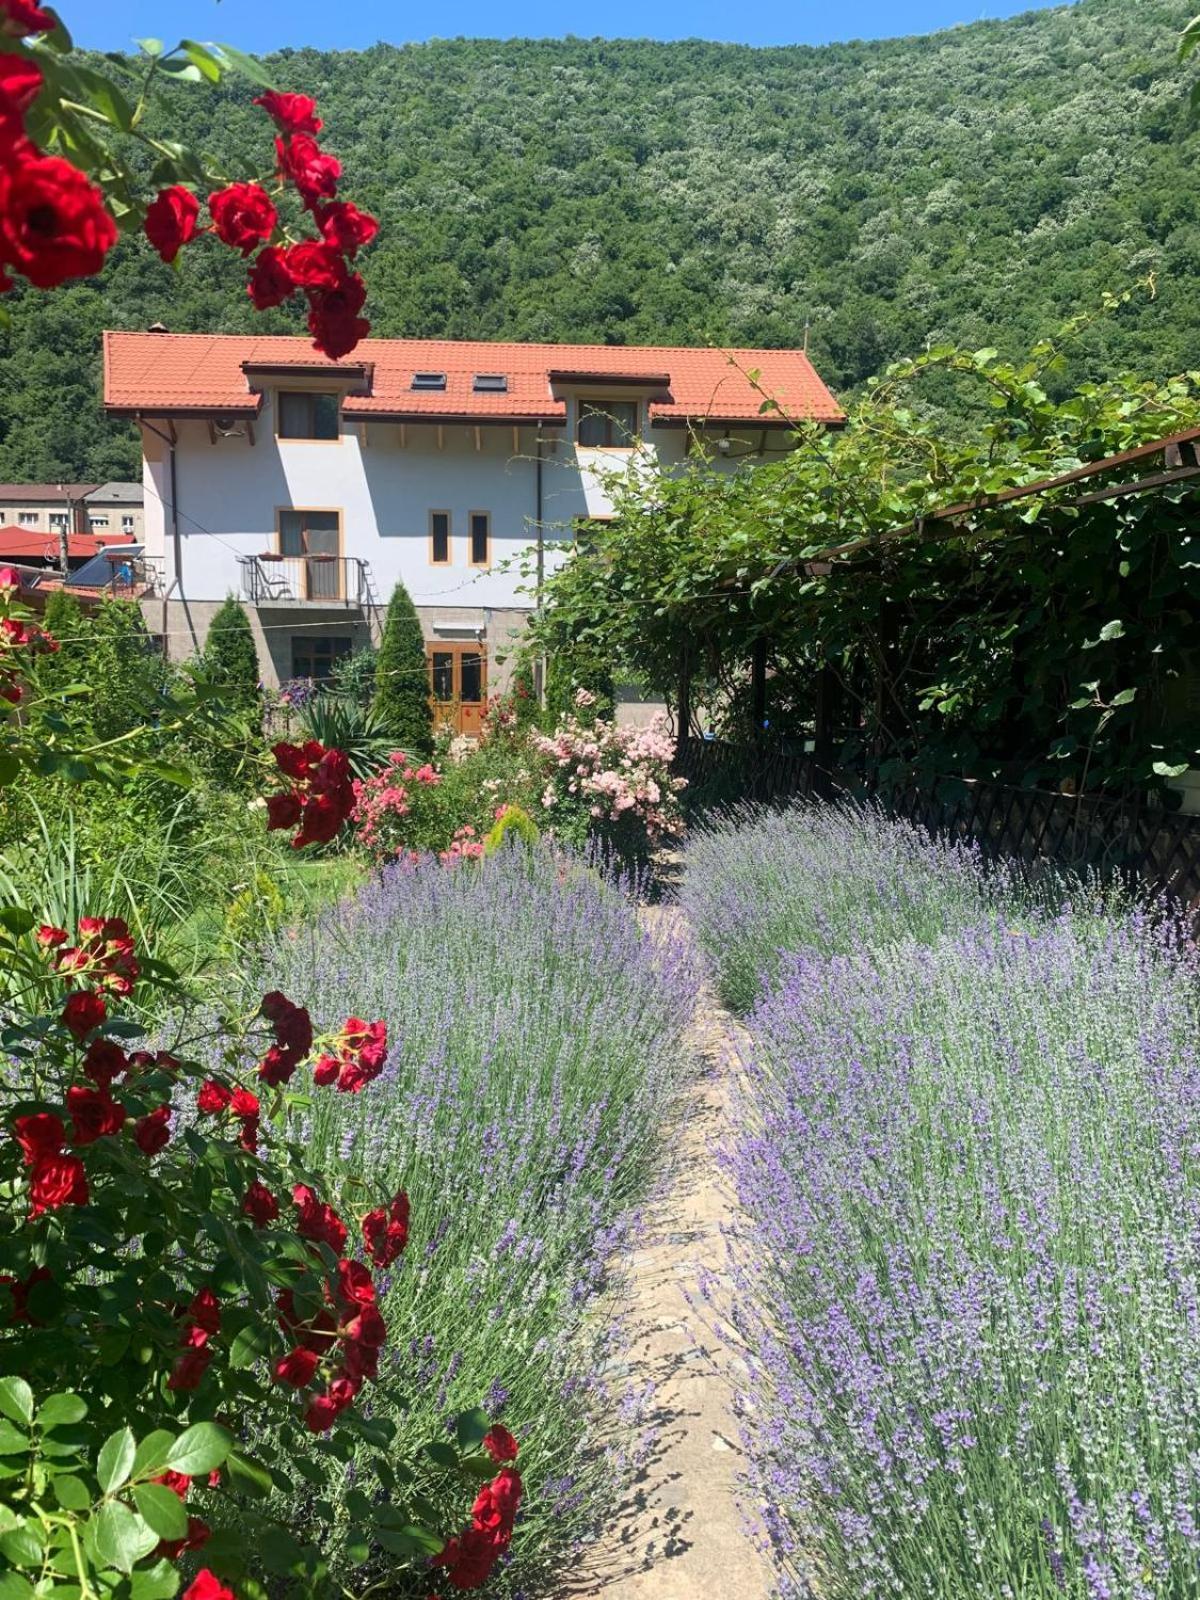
691;804;1200;1598
239;846;698;1593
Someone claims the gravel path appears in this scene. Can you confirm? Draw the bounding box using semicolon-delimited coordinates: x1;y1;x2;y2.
567;908;775;1600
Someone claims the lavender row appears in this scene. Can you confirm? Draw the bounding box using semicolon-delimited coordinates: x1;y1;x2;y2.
242;848;699;1594
680;800;1006;1011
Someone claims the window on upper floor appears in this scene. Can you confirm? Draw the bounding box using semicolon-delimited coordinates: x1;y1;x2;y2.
469;511;490;568
49;513;68;531
473;374;508;393
277;390;340;441
412;372;446;392
89;514;109;529
121;515;135;534
430;511;451;565
577;399;639;448
18;513;37;526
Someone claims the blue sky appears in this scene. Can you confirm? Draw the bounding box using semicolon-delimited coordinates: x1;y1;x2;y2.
65;0;1075;55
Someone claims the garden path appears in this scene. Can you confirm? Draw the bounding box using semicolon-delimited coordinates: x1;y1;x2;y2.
568;906;775;1600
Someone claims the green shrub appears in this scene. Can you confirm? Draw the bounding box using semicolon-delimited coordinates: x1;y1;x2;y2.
375;581;432;757
201;597;260;714
482;803;540;857
330;643;378;702
296;693;395;778
223;868;286;953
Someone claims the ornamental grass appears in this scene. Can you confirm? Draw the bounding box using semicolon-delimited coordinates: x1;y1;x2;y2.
242;846;698;1593
698;805;1200;1599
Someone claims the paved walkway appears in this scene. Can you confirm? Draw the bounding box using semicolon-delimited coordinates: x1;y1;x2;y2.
567;912;775;1600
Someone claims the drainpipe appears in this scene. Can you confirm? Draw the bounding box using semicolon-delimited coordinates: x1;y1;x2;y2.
139;416;182;652
534;424;546;709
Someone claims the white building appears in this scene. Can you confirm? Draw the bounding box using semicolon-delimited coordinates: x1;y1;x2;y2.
103;331;843;732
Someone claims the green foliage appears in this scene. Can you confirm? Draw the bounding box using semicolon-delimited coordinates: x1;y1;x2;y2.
5;1;1200;479
295;693;395;779
482;804;540;858
200;598;260;716
222;867;286;954
329;645;378;704
532;325;1200;791
374;582;432;758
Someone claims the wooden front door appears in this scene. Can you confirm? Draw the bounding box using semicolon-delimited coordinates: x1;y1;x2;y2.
428;643;487;737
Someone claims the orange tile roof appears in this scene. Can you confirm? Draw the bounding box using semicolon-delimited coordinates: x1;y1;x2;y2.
0;527;136;560
103;332;844;427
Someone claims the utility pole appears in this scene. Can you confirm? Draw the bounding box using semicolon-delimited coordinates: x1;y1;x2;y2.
56;483;70;577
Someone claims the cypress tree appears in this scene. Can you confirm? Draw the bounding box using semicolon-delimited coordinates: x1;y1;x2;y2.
374;580;432;756
202;597;260;715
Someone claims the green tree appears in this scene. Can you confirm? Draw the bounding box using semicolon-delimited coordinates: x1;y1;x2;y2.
35;590;90;698
201;596;261;715
375;580;433;756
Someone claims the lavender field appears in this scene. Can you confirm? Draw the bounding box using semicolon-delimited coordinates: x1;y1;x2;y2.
688;803;1200;1599
242;849;698;1594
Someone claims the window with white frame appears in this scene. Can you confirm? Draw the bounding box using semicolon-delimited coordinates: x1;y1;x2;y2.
577;399;639;447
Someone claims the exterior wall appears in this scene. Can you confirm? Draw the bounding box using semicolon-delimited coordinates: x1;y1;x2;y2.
0;499;79;535
85;497;144;540
138;388;793;696
142;595;530;695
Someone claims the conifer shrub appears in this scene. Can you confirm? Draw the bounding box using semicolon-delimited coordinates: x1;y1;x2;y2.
201;597;260;716
482;803;540;858
374;582;433;757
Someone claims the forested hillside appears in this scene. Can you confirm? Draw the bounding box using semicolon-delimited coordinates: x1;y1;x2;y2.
2;0;1197;480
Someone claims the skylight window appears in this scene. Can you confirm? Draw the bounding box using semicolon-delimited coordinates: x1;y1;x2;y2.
473;374;508;393
411;372;447;391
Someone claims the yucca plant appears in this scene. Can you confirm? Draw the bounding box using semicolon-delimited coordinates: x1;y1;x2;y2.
296;692;396;778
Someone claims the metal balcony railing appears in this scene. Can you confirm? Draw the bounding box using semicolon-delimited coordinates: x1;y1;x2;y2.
238;554;371;608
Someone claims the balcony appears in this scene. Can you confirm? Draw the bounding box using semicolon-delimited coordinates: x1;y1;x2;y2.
238;554;372;608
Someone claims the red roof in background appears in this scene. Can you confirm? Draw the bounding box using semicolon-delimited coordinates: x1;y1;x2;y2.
103;331;845;427
0;527;135;560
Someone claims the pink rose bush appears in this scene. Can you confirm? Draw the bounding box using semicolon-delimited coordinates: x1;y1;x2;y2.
529;704;685;865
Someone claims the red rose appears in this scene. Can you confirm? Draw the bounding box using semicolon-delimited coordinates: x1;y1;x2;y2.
144;185;200;264
303;1374;357;1433
247;244;295;310
258;1044;298;1086
60;989;106;1039
472;1466;522;1539
265;790;303;831
29;1152;88;1216
482;1425;519;1463
344;1302;386;1349
188;1287;222;1334
66;1084;125;1145
154;1470;192;1500
293;1183;348;1253
254;89;321;135
274;1345;320;1387
293;791;346;848
13;1111;63;1165
0;0;54;36
276;133;340;206
0;153;117;289
242;1180;279;1227
82;1038;126;1086
155;1513;210;1562
273;740;323;779
35;923;67;948
230;1087;260;1119
316;201;379;259
307;273;370;361
432;1525;506;1589
134;1105;171;1155
0;51;41;120
262;991;313;1054
283;239;346;291
237;1116;260;1155
196;1080;232;1114
181;1570;235;1600
208;182;277;257
312;1054;340;1086
335;1257;375;1310
362;1189;409;1266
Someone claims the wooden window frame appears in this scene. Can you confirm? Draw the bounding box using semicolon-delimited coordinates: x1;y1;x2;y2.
468;510;491;569
576;398;640;450
275;506;344;600
428;509;452;566
274;389;343;444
